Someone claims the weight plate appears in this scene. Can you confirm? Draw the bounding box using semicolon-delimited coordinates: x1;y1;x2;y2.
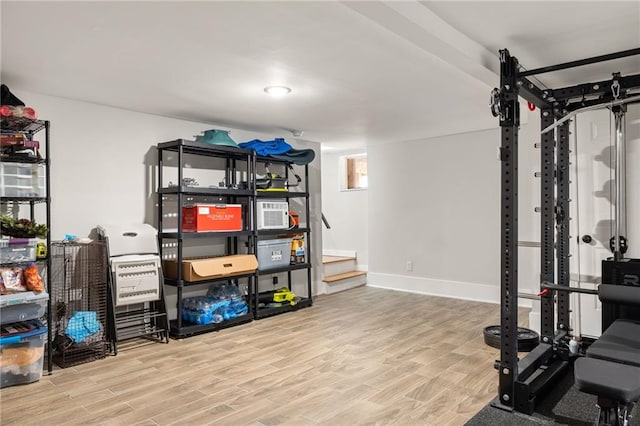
483;325;540;352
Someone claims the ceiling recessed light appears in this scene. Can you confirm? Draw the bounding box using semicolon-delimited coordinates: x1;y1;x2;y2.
264;85;292;96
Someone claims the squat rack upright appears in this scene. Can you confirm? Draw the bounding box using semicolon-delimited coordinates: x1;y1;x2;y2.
490;47;640;414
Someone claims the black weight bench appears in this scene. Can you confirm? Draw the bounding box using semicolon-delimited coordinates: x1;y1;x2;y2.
574;358;640;425
573;284;640;425
575;358;640;405
587;284;640;368
586;319;640;367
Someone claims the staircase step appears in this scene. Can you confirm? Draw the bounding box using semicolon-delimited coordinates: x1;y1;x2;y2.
322;255;356;265
323;270;367;283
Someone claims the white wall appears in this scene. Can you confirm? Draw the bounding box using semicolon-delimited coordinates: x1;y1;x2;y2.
366;106;541;305
366;128;502;303
366;102;639;322
320;150;368;267
11;89;323;317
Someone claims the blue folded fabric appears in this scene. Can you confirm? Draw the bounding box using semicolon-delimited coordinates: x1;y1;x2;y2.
238;138;292;156
66;311;101;343
269;148;316;165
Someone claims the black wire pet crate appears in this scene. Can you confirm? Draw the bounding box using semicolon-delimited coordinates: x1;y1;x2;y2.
50;241;109;368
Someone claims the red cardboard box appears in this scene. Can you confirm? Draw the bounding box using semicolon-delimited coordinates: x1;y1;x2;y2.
182;204;242;232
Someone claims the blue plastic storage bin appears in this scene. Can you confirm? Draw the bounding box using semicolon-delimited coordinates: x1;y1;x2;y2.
0;319;47;388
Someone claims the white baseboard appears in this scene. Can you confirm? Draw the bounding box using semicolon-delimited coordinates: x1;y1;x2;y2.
367;272;532;308
323;249;357;258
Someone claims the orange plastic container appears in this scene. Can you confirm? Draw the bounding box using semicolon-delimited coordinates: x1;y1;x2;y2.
182;204;242;232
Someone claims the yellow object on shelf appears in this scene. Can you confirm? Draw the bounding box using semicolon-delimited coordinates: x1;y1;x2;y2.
257;188;288;192
273;287;297;305
36;242;47;259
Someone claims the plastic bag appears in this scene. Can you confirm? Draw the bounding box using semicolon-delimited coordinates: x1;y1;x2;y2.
0;267;26;292
207;283;243;299
24;264;44;292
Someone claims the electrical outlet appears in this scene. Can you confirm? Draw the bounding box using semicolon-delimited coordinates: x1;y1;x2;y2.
406;261;413;272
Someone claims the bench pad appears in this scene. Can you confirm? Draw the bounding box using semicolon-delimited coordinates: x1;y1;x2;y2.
575;357;640;404
587;319;640;367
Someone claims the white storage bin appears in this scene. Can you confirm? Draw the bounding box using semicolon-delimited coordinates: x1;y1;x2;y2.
3;175;33;187
0;163;46;198
257;238;293;271
1;164;33;177
0;187;44;198
0;292;48;324
0;239;38;264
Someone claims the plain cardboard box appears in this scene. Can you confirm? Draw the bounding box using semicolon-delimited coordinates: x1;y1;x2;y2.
163;254;258;282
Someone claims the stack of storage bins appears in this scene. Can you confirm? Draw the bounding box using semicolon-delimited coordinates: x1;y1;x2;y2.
0;238;49;388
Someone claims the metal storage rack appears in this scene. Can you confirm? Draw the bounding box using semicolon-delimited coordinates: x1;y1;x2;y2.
50;241;109;367
0;116;52;373
253;157;313;319
157;139;256;338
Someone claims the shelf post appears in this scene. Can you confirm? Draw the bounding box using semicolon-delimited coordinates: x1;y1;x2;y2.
305;163;312;303
45;120;52;374
176;144;184;331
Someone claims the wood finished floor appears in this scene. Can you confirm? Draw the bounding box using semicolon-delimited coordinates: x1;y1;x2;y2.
0;286;528;426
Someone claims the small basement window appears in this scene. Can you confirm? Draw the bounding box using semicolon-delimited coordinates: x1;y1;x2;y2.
340;153;367;190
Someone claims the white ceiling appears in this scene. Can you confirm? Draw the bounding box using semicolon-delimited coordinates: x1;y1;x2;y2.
1;1;638;149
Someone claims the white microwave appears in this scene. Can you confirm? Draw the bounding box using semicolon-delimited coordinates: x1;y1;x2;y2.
257;199;289;230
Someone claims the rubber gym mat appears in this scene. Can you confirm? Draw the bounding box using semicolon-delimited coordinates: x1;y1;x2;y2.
464;364;640;425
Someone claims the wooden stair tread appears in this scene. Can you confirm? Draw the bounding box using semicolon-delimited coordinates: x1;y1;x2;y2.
323;270;367;283
322;255;356;265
